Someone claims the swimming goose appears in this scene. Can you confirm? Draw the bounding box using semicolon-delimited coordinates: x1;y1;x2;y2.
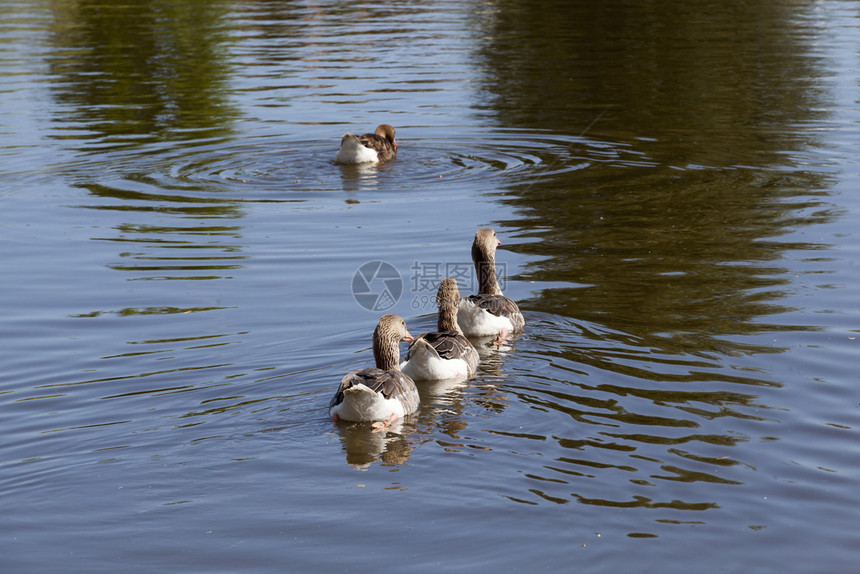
401;277;480;381
334;124;397;164
329;314;419;427
458;228;525;341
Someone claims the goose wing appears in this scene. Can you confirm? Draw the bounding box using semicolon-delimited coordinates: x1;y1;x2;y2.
330;367;418;412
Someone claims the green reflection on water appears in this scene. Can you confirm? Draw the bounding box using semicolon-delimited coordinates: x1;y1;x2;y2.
474;0;835;354
46;0;237;146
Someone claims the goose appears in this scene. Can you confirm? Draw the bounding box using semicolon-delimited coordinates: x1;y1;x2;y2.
329;314;419;428
334;124;397;164
401;277;480;381
458;227;525;342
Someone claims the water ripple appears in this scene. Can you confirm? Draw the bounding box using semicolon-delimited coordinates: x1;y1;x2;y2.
63;128;651;205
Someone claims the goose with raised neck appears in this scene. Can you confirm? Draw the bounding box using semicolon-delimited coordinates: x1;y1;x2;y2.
401;278;480;381
330;314;419;426
457;228;525;341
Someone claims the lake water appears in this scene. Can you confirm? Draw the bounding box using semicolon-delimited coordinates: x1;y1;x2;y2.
2;0;860;572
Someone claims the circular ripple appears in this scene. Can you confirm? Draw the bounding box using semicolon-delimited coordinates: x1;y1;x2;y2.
66;127;654;205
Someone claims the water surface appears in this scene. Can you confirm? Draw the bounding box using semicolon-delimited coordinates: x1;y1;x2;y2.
2;0;860;572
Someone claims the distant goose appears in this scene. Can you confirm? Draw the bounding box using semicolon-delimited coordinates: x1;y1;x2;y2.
401;277;480;381
335;124;397;164
329;314;419;428
458;228;525;342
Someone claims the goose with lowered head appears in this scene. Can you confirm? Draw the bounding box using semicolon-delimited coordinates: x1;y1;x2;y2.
335;124;397;164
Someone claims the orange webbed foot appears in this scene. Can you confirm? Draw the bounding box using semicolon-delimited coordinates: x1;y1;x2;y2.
371;412;398;432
